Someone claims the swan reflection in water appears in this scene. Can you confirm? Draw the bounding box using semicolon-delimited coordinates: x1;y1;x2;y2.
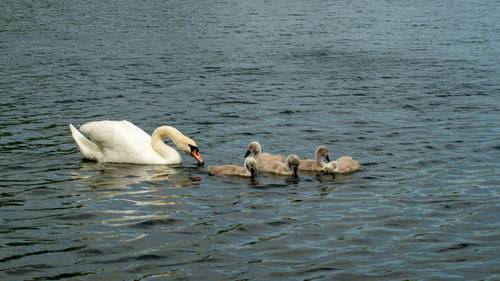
69;161;206;231
71;160;203;189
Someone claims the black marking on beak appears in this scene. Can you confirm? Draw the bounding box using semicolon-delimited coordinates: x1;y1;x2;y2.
250;168;256;178
189;144;204;166
245;150;251;158
325;155;331;162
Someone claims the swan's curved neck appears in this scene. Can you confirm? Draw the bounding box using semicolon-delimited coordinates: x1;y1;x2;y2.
151;126;183;163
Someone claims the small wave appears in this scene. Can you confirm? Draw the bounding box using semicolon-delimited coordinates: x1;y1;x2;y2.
436;243;480;252
128;218;178;229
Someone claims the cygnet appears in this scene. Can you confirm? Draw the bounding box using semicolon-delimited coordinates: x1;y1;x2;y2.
258;154;301;176
208;157;257;178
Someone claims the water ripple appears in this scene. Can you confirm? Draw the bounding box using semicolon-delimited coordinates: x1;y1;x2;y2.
1;0;499;280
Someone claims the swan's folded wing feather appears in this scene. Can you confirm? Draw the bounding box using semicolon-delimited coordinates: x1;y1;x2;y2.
69;124;103;161
80;121;149;148
79;120;163;164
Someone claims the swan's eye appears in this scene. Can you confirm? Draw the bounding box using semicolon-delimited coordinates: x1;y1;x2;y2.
189;144;199;153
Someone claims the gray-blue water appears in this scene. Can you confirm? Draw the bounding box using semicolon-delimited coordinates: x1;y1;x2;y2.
1;0;499;280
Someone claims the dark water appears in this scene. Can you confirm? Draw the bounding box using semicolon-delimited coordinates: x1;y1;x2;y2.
1;0;499;280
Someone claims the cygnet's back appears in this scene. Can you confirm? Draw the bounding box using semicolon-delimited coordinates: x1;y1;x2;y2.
336;156;360;173
208;157;257;177
259;154;300;176
323;156;360;174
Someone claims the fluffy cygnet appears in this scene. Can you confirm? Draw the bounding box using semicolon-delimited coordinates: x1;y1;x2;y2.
208;157;257;178
258;154;301;176
323;156;360;174
298;146;330;171
245;141;285;169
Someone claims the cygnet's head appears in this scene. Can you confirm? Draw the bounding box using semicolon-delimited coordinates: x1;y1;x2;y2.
323;161;338;174
244;156;257;178
316;146;330;162
245;141;261;157
286;154;301;176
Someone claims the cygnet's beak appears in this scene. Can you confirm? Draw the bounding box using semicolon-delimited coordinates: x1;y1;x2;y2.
250;168;256;178
325;155;331;162
191;149;204;166
293;166;298;176
244;150;251;158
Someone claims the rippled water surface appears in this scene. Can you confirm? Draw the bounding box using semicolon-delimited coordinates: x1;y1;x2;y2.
1;0;499;280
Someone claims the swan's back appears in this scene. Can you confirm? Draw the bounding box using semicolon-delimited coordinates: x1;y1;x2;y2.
81;120;150;148
79;120;165;164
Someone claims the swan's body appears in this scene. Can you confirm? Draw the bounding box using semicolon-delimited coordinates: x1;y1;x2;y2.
323;156;360;174
298;146;330;171
258;154;300;176
244;141;285;170
69;120;203;165
207;157;257;178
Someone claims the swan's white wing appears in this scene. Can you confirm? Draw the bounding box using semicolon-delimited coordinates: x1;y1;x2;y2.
79;120;166;164
69;124;103;161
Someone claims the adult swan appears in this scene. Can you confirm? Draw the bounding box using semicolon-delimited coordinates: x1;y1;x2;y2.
69;120;204;165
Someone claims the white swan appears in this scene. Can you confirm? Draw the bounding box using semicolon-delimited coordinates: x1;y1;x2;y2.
298;146;330;171
258;154;301;176
323;156;360;174
244;141;285;170
69;120;204;165
207;157;257;178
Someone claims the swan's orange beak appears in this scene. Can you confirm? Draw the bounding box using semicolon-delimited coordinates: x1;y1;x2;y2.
191;149;204;166
189;144;204;165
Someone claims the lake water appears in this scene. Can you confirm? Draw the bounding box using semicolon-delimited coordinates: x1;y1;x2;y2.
1;0;499;280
